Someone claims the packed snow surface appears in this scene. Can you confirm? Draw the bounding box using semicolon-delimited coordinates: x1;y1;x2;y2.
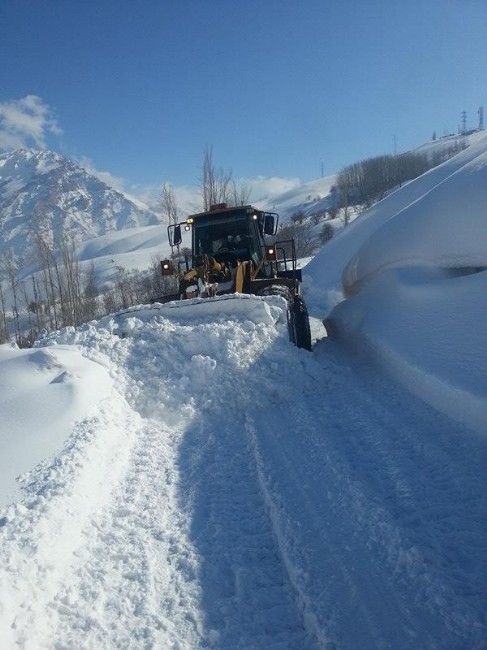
1;133;487;649
0;294;486;649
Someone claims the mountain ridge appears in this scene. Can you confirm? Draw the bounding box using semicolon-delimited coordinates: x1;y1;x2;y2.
0;148;162;263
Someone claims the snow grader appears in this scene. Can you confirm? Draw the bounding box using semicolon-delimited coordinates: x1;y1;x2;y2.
155;203;312;350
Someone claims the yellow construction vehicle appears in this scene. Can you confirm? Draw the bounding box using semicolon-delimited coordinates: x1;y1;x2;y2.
154;203;311;350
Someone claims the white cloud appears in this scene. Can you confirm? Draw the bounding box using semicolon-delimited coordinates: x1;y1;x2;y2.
0;95;62;151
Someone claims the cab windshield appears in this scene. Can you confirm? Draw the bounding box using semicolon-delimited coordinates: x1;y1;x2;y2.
193;217;251;258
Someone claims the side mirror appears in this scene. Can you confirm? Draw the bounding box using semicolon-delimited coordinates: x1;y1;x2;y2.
172;225;182;246
168;224;182;247
264;213;278;235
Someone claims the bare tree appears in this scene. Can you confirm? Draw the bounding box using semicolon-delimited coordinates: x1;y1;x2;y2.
201;145;251;210
31;275;45;333
0;280;9;343
114;265;139;309
202;145;229;209
273;221;316;258
59;235;83;326
81;261;98;322
227;178;252;207
102;285;118;315
160;183;179;225
36;233;59;330
0;251;21;344
321;222;334;243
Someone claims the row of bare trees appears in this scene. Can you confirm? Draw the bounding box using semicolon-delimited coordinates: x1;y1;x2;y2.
0;234;177;346
0;235;103;346
335;140;467;216
336;152;430;212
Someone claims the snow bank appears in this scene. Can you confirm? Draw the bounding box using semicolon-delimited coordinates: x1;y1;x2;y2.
327;266;487;432
0;344;114;506
304;131;487;316
342;145;487;295
305;132;487;432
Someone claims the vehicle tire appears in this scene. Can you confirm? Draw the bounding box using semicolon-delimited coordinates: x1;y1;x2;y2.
289;295;312;351
256;284;292;300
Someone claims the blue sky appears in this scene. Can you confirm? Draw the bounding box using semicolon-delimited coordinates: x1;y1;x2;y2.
1;0;486;201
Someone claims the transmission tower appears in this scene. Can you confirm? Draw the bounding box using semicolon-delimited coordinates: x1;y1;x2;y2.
461;111;467;134
479;106;484;130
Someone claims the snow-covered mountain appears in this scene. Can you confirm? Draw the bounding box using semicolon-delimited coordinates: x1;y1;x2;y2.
0;149;162;263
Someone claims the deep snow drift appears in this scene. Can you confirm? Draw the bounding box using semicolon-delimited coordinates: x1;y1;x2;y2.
0;133;486;649
305;131;487;432
0;295;486;650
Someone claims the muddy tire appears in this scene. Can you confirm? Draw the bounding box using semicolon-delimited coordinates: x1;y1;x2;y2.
289;295;312;351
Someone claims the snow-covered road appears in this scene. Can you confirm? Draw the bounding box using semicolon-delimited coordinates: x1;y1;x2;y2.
1;296;486;649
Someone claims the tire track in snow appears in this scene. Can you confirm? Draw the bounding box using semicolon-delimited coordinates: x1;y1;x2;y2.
244;341;487;649
114;302;319;649
244;406;406;650
176;408;318;650
42;419;205;650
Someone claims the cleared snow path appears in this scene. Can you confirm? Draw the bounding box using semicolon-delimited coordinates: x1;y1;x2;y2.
1;296;486;649
246;341;487;649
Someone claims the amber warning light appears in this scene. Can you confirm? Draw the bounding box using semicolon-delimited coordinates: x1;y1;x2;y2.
265;245;277;261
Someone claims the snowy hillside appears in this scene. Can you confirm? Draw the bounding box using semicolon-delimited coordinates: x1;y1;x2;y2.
258;174;337;221
304;130;487;431
0;149;162;262
305;130;487;314
74;224;171;288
